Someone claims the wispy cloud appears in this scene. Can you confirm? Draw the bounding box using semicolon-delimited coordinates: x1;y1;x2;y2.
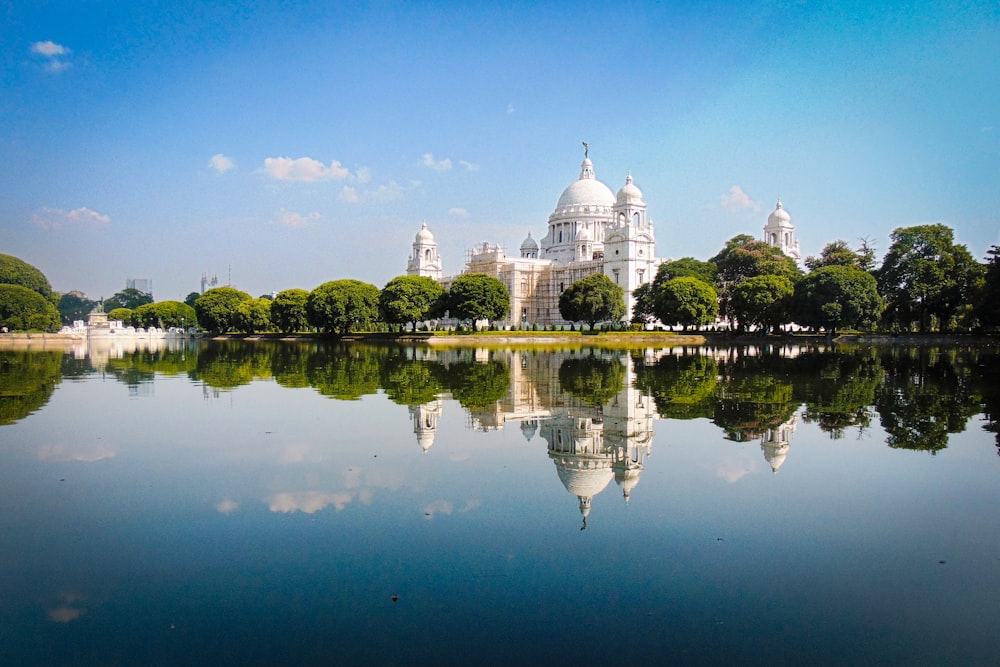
449;207;469;218
268;491;354;514
720;185;761;213
276;210;320;228
215;499;239;514
209;153;234;173
30;41;71;72
459;160;479;172
340;186;359;203
263;156;352;182
507;103;515;114
33;206;110;231
422;153;453;171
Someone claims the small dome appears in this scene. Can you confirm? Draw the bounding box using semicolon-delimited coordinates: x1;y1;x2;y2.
616;172;644;205
768;200;791;225
520;231;538;252
415;222;434;242
575;226;593;242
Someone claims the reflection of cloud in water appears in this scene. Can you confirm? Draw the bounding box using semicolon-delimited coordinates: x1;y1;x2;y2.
278;442;324;464
423;499;481;518
36;442;116;462
48;594;85;622
216;498;239;514
713;456;759;483
268;491;354;514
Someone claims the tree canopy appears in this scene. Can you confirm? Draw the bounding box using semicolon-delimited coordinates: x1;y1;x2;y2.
0;284;61;331
730;275;795;332
57;291;97;325
805;240;871;271
0;254;53;299
236;297;272;334
379;275;445;331
270;288;311;333
447;273;509;325
194;287;252;332
653;277;718;330
104;287;153;311
133;301;197;329
655;257;718;285
794;265;883;333
306;279;380;335
558;273;625;329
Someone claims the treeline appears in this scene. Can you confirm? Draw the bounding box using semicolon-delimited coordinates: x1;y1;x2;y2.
2;221;999;334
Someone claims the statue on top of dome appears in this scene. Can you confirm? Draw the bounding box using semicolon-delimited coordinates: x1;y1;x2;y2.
582;141;589;159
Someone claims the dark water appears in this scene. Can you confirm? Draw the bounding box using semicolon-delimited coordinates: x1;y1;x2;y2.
1;339;998;665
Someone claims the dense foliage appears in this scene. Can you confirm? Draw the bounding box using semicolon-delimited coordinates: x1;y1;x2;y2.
194;287;252;332
0;254;53;299
794;265;883;333
306;280;380;335
379;275;445;331
57;291;97;325
558;273;624;329
446;273;509;326
270;289;311;333
133;301;197;328
0;284;61;332
104;287;154;312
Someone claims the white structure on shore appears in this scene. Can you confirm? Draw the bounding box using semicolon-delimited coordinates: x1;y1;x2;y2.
406;146;662;326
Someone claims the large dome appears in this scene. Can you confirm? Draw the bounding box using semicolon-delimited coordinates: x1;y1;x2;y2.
555;158;615;210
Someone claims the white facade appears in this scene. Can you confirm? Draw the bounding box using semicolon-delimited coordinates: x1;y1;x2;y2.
406;150;663;326
762;199;801;264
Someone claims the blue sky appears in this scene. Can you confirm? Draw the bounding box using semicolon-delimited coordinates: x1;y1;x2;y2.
1;0;997;301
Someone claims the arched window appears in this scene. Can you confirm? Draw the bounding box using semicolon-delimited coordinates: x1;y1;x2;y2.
424;249;432;260
633;212;640;226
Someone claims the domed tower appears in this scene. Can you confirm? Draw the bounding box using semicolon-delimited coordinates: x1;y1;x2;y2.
520;231;539;259
763;200;801;265
410;398;444;453
541;149;616;264
407;222;443;280
604;172;658;322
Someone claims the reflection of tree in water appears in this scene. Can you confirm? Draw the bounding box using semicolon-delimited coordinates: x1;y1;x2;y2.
0;350;63;425
974;352;1000;453
191;341;275;390
271;342;313;389
306;344;385;400
633;351;716;420
106;347;199;387
874;346;983;453
793;348;881;439
557;352;626;408
380;351;447;406
445;357;510;410
711;350;799;442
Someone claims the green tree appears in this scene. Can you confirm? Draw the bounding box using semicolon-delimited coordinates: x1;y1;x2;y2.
445;359;510;409
0;284;61;331
558;354;626;407
794;265;883;333
631;282;656;325
877;224;984;332
306;279;380;335
104;287;153;311
975;245;1000;331
710;235;801;327
379;275;445;331
446;273;509;326
57;291;97;325
236;297;272;333
194;287;252;332
558;273;625;330
730;275;795;332
633;352;717;420
133;301;197;329
0;350;63;425
653;277;718;330
804;239;872;271
0;254;53;299
184;292;201;309
270;288;311;333
107;307;134;325
656;257;718;285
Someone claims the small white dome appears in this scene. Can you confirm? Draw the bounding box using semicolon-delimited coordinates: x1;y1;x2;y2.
415;222;434;242
616;172;643;205
520;231;538;251
768;200;791;225
575;226;593;241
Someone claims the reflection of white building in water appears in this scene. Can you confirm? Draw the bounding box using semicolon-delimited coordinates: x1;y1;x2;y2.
760;412;798;474
406;147;662;325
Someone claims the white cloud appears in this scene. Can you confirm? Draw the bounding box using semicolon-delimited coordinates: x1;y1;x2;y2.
215;498;239;514
264;156;351;182
36;442;116;462
268;491;354;514
422;153;453;171
449;207;469;218
209;153;234;173
276;210;320;228
367;180;421;203
507;103;515;114
355;166;371;184
340;186;359;203
33;206;110;231
30;41;71;72
720;185;761;213
459;160;479;172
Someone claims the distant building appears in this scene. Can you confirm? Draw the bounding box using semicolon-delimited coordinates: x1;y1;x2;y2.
406;148;661;326
762;199;801;265
126;278;152;295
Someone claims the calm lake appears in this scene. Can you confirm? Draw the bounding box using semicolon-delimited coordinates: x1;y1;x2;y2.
2;339;998;665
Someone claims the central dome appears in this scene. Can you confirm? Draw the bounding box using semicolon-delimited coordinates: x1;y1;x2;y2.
555;158;615;210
